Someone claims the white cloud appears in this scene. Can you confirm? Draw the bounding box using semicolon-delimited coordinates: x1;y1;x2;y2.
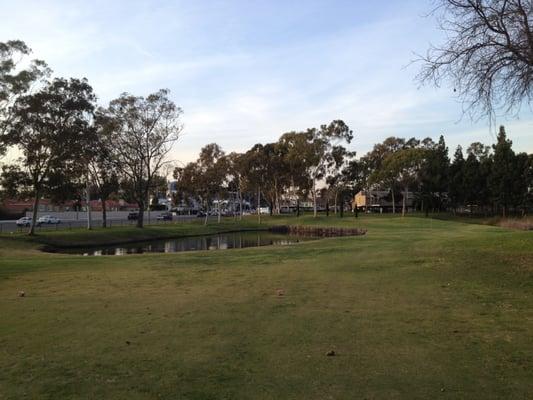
1;0;531;164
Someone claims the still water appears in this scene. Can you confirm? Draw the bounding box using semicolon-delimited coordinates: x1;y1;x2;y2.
49;231;316;256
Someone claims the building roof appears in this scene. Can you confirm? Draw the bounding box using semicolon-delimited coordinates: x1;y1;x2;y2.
1;198;138;211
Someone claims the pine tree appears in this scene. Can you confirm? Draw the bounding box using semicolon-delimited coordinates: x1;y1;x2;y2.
448;146;465;212
489;126;516;217
512;152;531;215
419;135;449;215
463;152;481;213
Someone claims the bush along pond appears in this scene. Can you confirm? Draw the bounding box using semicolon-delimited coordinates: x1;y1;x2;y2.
269;225;368;237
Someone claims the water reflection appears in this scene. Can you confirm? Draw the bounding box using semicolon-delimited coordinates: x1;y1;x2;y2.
56;231;315;256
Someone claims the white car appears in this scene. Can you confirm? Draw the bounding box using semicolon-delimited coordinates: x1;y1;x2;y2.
37;215;61;225
16;216;32;227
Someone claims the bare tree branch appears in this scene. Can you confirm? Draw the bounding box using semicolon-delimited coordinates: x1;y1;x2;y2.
416;0;533;122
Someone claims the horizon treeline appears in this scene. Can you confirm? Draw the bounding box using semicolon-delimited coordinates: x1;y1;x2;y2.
1;39;533;235
173;125;532;220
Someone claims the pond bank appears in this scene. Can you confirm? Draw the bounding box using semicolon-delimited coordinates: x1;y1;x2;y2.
2;219;368;252
44;230;319;256
3;221;265;250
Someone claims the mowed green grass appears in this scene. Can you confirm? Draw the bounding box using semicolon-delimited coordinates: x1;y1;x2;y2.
0;215;532;399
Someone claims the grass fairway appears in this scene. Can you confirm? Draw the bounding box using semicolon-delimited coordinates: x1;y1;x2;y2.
0;216;532;399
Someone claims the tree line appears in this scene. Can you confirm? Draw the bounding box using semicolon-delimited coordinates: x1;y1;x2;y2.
1;39;532;236
172;127;532;222
172;120;355;224
0;40;182;234
361;129;532;217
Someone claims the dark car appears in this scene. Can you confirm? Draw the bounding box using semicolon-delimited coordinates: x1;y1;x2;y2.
156;212;173;221
127;212;139;220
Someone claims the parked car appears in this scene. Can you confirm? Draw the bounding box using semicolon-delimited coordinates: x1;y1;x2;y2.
37;215;61;225
16;216;32;227
156;212;173;221
127;212;139;220
196;211;207;218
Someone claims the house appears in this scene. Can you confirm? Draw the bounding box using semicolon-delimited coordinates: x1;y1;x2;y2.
1;198;56;214
353;190;415;212
86;199;139;212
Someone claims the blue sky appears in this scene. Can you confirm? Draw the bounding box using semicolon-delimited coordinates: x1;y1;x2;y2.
1;0;532;163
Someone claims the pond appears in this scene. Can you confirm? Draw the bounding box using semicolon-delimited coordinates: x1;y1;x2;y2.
46;230;318;256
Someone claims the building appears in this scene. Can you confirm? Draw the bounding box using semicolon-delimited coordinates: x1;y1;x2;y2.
1;198;138;214
353;190;415;212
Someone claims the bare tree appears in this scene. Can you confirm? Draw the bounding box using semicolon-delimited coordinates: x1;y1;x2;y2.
417;0;533;121
103;89;183;228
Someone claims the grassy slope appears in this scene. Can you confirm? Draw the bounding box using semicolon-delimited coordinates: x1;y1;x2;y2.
0;215;532;399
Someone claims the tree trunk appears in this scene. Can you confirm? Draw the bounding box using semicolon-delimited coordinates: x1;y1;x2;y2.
274;177;279;214
402;187;407;217
313;178;317;218
217;196;221;223
239;188;243;221
391;188;396;214
232;192;236;220
29;194;40;236
326;200;329;217
296;198;300;217
146;194;150;225
340;197;344;218
334;193;337;215
86;179;92;230
257;187;261;223
102;198;107;228
204;201;209;226
137;204;144;228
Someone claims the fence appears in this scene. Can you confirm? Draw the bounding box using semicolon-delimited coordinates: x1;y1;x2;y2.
0;215;198;234
24;210;141;220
